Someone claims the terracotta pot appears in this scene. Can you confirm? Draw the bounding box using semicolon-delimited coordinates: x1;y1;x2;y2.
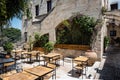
85;51;97;60
85;51;97;66
5;55;10;59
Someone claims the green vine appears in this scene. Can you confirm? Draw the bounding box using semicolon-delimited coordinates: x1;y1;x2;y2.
101;7;107;15
56;15;97;45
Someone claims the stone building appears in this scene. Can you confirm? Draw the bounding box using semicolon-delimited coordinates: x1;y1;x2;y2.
22;0;109;60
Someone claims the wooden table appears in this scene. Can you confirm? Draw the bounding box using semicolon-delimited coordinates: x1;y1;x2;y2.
1;71;38;80
22;51;40;63
12;50;24;55
12;50;24;61
42;53;60;63
25;66;53;80
73;56;89;62
72;56;89;77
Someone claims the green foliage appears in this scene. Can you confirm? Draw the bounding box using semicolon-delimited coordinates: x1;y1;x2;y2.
33;33;49;47
56;28;71;44
40;34;49;47
34;33;41;42
0;0;28;26
24;3;32;19
56;15;96;45
44;42;54;53
101;7;107;14
104;36;110;48
2;28;21;42
33;33;41;47
3;42;13;53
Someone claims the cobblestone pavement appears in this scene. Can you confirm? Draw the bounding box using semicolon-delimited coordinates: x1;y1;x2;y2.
99;46;120;80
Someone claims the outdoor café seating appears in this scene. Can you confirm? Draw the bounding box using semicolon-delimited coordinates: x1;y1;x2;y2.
3;62;15;73
72;56;89;78
1;71;38;80
37;51;46;65
42;53;61;66
24;65;54;80
0;58;15;74
44;63;56;80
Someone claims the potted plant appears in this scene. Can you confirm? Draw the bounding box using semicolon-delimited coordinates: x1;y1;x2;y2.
44;42;54;54
3;42;13;58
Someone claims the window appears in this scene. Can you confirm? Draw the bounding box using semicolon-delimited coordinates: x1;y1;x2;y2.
111;3;118;10
47;0;52;12
110;30;116;36
35;5;39;16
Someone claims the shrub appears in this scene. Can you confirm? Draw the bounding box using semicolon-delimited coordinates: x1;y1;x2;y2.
104;36;110;49
101;7;107;14
33;33;49;47
44;42;54;53
56;15;96;45
3;42;13;54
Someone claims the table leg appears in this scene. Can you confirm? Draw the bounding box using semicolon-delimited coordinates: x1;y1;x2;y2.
72;59;74;76
15;52;17;65
39;76;44;80
27;54;33;63
29;54;32;63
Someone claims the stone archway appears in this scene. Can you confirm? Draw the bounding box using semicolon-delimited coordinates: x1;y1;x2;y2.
105;10;120;46
55;21;70;44
55;14;96;45
106;21;120;46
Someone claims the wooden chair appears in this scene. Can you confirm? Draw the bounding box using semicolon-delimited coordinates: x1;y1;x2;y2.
44;63;56;80
20;51;28;63
59;53;65;66
52;49;65;66
72;59;86;78
3;62;15;73
37;51;46;66
74;63;85;78
0;65;4;74
30;51;39;61
50;55;61;66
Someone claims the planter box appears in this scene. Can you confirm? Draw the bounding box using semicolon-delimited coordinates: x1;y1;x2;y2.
33;47;45;52
54;44;91;51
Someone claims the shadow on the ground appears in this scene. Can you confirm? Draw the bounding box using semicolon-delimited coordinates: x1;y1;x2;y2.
98;46;120;80
68;69;83;78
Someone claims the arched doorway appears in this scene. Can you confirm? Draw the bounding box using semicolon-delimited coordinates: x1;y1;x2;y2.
105;10;120;47
107;19;120;46
55;15;96;46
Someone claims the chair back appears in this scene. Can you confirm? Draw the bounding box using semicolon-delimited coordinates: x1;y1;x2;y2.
46;63;56;69
4;62;15;67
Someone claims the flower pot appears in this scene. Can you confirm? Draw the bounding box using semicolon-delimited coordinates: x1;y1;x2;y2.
5;55;10;59
85;50;97;66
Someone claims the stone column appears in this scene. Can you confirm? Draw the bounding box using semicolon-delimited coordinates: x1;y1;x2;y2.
49;29;56;43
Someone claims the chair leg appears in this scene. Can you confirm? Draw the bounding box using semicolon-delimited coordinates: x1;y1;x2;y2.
55;69;56;80
63;58;64;66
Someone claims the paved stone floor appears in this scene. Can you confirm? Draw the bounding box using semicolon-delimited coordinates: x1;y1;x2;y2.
0;57;101;80
3;46;120;80
97;46;120;80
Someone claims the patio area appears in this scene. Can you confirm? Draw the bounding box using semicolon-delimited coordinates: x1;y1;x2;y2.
0;55;101;80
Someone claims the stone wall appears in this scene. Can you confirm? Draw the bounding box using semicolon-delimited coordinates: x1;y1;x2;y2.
91;19;108;60
22;0;103;41
22;0;108;60
52;48;85;58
